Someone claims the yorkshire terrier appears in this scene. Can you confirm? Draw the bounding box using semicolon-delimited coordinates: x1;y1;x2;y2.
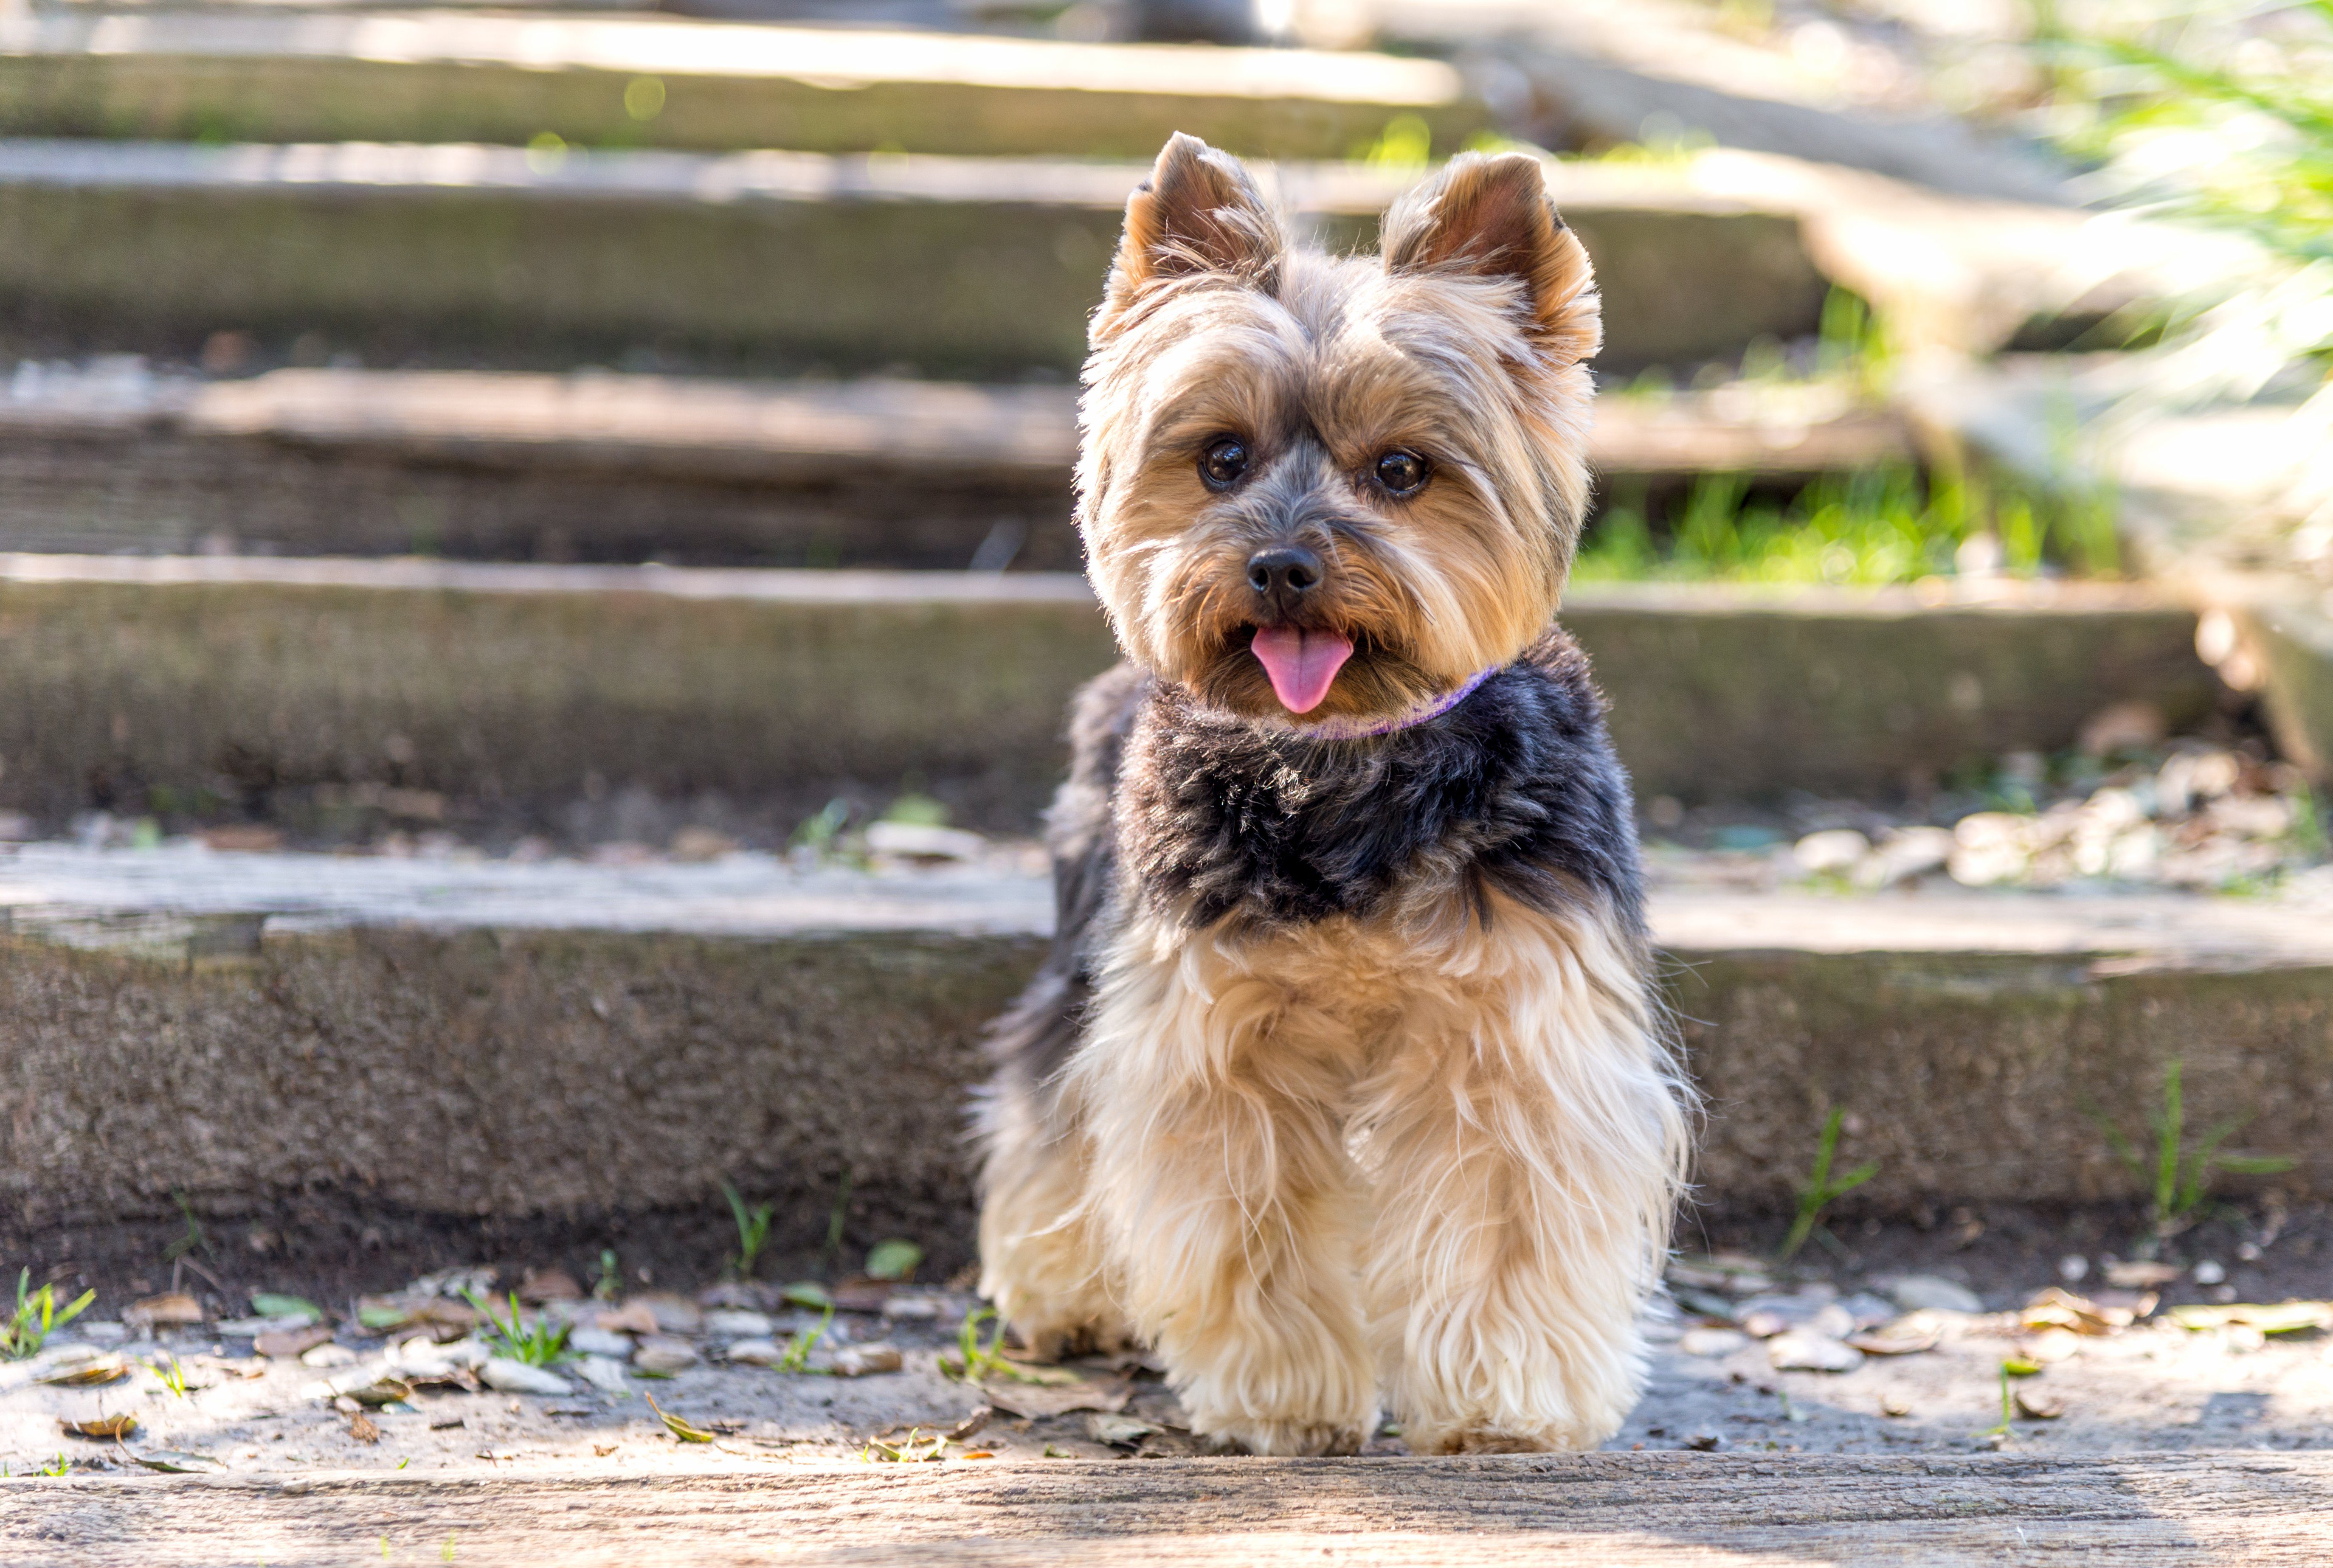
976;133;1689;1457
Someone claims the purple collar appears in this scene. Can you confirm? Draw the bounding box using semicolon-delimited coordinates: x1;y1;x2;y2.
1290;662;1503;741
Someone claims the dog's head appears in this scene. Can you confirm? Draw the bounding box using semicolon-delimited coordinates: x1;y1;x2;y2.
1075;132;1601;728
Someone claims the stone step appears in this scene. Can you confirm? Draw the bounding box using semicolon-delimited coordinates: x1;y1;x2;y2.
0;10;1486;159
0;365;1914;568
0;555;2215;833
3;844;2325;1242
0;141;1835;379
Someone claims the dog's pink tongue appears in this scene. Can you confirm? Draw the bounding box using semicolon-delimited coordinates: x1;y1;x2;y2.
1250;626;1354;714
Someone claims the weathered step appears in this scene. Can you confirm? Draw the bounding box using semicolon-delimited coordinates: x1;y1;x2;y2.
0;366;1914;568
3;846;2327;1244
6;1452;2329;1564
0;10;1486;160
0;556;2215;833
0;141;1832;378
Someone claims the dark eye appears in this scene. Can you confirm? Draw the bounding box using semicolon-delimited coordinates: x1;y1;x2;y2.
1200;436;1249;489
1374;450;1429;497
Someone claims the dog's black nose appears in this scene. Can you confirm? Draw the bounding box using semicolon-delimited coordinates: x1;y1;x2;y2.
1247;546;1323;610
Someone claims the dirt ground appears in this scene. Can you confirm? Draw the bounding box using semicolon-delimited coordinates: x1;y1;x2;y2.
4;1200;2327;1480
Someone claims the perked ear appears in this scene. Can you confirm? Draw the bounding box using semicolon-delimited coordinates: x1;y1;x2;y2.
1096;132;1283;334
1381;152;1601;365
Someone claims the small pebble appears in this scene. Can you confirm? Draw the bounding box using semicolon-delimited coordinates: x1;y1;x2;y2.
2058;1255;2089;1284
2192;1260;2226;1286
829;1344;903;1377
1884;1276;1983;1315
480;1358;573;1396
724;1338;786;1368
1677;1327;1750;1359
633;1335;700;1374
571;1356;630;1394
299;1343;357;1368
567;1326;635;1359
1766;1330;1864;1373
702;1310;774;1339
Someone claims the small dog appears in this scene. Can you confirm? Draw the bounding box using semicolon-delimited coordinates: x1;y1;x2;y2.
976;133;1689;1457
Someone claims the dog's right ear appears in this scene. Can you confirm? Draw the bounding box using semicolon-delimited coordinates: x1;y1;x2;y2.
1095;133;1282;338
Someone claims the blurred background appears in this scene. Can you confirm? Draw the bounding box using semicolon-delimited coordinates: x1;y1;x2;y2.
0;0;2327;1335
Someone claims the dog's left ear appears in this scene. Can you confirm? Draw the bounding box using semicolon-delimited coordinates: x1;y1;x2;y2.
1382;152;1600;366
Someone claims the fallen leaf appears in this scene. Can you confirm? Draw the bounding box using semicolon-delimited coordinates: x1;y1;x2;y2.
256;1324;338;1360
864;1241;923;1283
518;1270;582;1304
38;1356;129;1387
592;1303;660;1337
348;1410;381;1444
645;1394;714;1443
960;1449;996;1460
2002;1357;2043;1377
2102;1260;2181;1289
132;1450;224;1473
780;1281;833;1310
1845;1325;1942;1357
249;1293;322;1321
945;1408;992;1443
594;1443;620;1457
2014;1387;2065;1420
1086;1413;1161;1447
830;1344;903;1378
2021;1287;2128;1335
2168;1300;2333;1335
981;1374;1132;1420
126;1294;204;1330
62;1414;140;1440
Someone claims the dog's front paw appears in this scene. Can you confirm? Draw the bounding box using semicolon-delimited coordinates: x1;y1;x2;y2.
1403;1421;1582;1456
1196;1418;1370;1457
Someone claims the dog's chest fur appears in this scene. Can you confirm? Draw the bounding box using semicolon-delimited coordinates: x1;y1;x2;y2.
1112;628;1642;938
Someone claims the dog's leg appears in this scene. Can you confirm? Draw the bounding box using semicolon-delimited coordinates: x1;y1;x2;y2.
1071;924;1377;1456
977;1057;1131;1360
1359;898;1687;1454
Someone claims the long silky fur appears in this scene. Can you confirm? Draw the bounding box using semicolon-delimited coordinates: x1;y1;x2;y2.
974;134;1692;1457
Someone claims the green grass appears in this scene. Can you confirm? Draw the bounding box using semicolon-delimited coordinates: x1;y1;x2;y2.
723;1183;774;1281
2091;1059;2296;1251
462;1290;575;1367
3;1270;94;1360
1777;1108;1877;1261
1576;463;2122;587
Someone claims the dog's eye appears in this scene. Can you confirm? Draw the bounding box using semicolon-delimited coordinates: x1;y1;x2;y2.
1374;450;1429;497
1199;437;1250;490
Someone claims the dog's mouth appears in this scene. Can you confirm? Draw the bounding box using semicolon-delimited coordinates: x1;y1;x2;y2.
1246;625;1354;714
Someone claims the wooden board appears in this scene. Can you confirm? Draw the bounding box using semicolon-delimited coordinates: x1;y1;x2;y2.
5;1453;2328;1565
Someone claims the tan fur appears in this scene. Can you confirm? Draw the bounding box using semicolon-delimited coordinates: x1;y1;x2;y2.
1059;888;1684;1455
978;135;1686;1456
1078;136;1600;731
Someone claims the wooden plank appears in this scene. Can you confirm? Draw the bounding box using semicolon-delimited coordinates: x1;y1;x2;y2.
4;1453;2328;1565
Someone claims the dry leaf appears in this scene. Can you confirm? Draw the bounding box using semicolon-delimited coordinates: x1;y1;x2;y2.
2021;1287;2128;1335
2168;1300;2333;1335
1845;1325;1942;1356
2015;1387;2066;1420
62;1414;139;1440
981;1374;1131;1420
348;1409;381;1443
944;1409;992;1443
518;1270;582;1304
646;1394;715;1443
132;1450;224;1473
830;1345;903;1377
38;1356;129;1387
256;1324;338;1359
126;1294;203;1330
2102;1260;2181;1289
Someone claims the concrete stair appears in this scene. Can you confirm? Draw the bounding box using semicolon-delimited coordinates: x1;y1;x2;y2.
0;140;1843;378
0;555;2215;833
3;843;2325;1241
0;365;1914;568
0;9;1485;159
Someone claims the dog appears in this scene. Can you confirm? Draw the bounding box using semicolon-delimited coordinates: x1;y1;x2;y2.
975;133;1690;1457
